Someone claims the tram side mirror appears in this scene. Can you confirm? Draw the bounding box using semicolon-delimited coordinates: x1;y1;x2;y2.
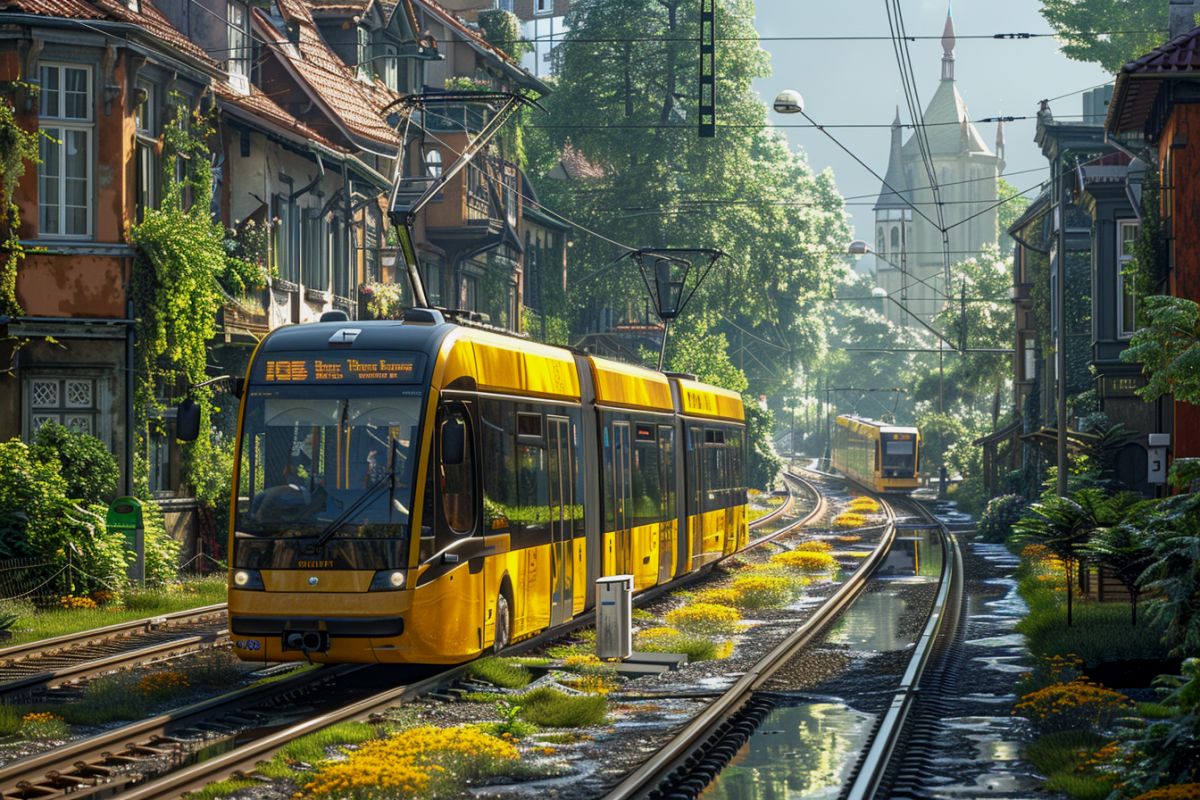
441;418;465;466
176;398;201;442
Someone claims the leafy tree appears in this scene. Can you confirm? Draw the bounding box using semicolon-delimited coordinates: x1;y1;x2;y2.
1014;490;1110;626
32;422;119;505
1139;466;1200;656
1087;510;1154;626
1122;295;1200;404
529;0;852;395
1039;0;1169;73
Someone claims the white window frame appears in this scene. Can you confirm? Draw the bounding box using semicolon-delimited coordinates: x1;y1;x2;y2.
535;0;550;15
1117;219;1139;339
226;0;251;94
381;43;398;91
136;80;158;215
357;27;373;81
38;62;94;240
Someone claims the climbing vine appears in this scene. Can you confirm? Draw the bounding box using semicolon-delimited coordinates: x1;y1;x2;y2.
0;84;42;317
1130;169;1168;297
128;97;226;498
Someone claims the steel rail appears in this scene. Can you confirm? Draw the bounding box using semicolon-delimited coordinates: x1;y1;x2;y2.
117;473;828;800
0;603;227;663
843;498;964;800
0;663;364;798
601;489;897;800
0;629;229;699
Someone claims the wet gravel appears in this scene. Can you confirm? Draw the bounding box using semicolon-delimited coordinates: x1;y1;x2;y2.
882;528;1045;799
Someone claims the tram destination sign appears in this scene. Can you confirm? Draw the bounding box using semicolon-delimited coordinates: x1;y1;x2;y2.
253;352;426;384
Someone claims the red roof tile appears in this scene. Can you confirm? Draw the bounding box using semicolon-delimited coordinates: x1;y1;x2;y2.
215;81;346;151
257;0;400;148
1122;26;1200;75
413;0;516;65
0;0;104;19
0;0;215;66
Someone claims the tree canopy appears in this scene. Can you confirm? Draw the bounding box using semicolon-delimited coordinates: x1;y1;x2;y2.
1039;0;1169;73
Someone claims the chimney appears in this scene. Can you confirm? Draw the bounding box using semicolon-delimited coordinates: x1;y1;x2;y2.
1169;0;1198;39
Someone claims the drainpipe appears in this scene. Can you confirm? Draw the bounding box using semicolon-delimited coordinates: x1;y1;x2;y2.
125;295;135;497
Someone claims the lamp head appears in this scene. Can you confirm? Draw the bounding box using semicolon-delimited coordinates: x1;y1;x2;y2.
773;89;804;115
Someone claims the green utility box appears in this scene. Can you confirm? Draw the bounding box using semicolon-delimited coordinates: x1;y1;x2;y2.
106;496;144;585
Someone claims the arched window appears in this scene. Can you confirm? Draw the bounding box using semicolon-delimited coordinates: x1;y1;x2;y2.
890;227;900;249
876;226;885;254
424;148;443;178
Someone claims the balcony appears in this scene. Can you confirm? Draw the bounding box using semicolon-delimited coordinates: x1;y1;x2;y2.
220;289;270;337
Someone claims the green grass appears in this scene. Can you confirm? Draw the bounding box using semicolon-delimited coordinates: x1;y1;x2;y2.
636;633;719;662
517;687;607;728
1025;730;1107;776
1138;702;1180;720
461;691;507;703
1017;602;1169;663
255;721;379;779
467;657;533;689
1042;772;1115;800
182;778;257;800
4;577;226;646
1025;730;1115;800
0;705;22;736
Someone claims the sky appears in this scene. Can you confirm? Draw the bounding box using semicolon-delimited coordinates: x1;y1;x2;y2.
751;0;1113;243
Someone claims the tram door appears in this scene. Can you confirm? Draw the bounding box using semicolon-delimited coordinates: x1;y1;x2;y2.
547;416;573;626
688;426;704;569
612;422;632;575
657;426;675;584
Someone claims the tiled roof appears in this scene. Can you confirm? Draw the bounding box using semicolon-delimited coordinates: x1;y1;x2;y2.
0;0;216;66
257;0;399;148
1122;26;1200;75
215;81;346;151
413;0;516;65
0;0;104;19
305;0;370;17
1109;26;1200;133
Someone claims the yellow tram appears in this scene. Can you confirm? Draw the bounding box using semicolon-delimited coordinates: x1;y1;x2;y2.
831;414;921;493
222;310;748;665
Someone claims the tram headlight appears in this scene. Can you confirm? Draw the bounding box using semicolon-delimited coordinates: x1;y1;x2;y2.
369;569;407;591
232;569;264;590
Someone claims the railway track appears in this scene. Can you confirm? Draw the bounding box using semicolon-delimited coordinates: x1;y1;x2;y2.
0;474;827;800
603;485;962;800
0;605;229;700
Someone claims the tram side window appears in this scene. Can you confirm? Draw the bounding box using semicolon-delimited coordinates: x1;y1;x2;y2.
480;400;517;532
570;414;585;537
687;426;703;517
659;425;675;522
439;408;475;537
633;422;660;527
517;410;549;538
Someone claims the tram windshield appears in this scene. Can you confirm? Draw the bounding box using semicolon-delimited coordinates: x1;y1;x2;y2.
881;434;916;473
234;390;422;549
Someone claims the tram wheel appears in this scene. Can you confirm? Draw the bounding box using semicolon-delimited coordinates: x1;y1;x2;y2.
493;591;512;653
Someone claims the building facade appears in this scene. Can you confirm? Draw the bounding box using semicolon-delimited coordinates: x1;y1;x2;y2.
872;9;1003;325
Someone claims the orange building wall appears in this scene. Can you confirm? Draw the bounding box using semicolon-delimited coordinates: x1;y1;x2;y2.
5;49;132;318
1161;105;1200;460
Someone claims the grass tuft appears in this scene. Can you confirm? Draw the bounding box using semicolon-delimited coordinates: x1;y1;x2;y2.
182;778;257;800
517;687;608;728
1042;772;1114;800
467;657;533;689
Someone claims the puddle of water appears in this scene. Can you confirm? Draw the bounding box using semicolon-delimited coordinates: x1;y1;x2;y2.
825;590;917;651
824;527;943;652
700;702;875;800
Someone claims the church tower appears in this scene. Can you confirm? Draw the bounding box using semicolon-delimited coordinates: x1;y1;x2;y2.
873;6;1002;325
873;108;913;311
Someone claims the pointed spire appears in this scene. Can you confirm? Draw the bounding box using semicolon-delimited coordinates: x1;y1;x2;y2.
941;4;955;81
995;118;1005;162
875;105;910;212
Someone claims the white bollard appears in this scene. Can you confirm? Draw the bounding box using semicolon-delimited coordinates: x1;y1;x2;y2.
595;575;633;660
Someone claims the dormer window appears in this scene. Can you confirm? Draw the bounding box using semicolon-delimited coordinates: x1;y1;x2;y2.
227;0;251;94
357;27;373;80
381;43;398;91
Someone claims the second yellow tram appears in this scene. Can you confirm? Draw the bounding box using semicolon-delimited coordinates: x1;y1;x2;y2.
831;414;920;493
